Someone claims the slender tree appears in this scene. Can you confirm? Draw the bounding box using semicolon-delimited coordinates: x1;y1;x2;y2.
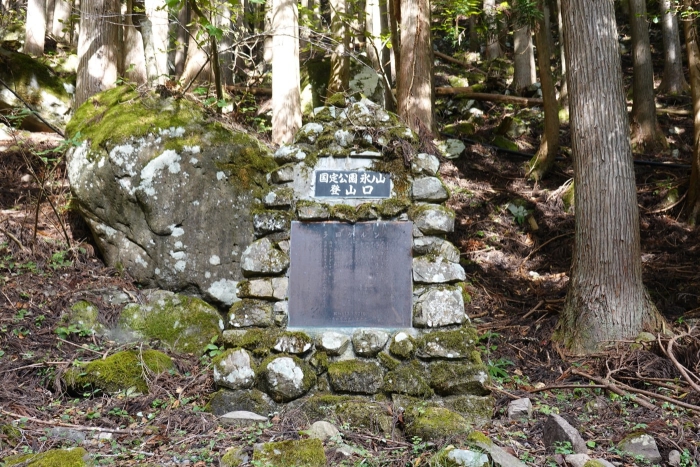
681;0;700;224
397;0;433;133
484;0;502;60
526;0;559;180
558;0;664;353
327;0;350;96
658;0;689;95
143;0;170;86
629;0;667;151
75;0;120;108
51;0;72;43
366;0;394;110
271;0;301;144
512;0;536;93
24;0;46;55
556;0;568;106
122;0;148;85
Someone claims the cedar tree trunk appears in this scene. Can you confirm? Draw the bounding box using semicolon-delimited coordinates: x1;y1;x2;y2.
271;0;301;144
658;0;689;95
326;0;350;96
682;0;700;224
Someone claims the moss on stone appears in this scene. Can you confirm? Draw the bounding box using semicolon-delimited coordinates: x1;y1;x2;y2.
405;406;470;441
371;156;412;198
329;203;378;223
374;197;411;218
327;360;384;394
467;430;492;445
334;400;394;433
383;361;433;397
309;351;329;374
377;352;400;371
389;334;416;359
429;362;489;396
222;328;280;357
214;131;277;192
253;438;326;467
301;394;357;420
64;349;173;394
118;294;222;355
0;48;70;105
443;395;494;424
442;122;476;137
416;327;480;360
259;354;317;402
582;462;608;467
220;447;245;467
326;92;347;107
61;300;104;335
208;388;277;416
4;447;88;467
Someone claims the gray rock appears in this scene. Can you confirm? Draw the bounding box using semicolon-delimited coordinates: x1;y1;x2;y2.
412;205;456;234
417;328;477;360
219;410;268;427
507;398;532;420
564;453;590;467
274;333;313;354
253;210;290;236
297;202;330;220
437;139;466;159
446;448;489;467
296;122;325;143
412;177;449;202
587;460;615;467
413;285;466;327
261;356;315;402
413;237;461;263
316;331;350;356
305;421;340;441
263;187;293;207
543;414;587;454
241;238;289;277
273;145;307;163
334;129;355;147
618;433;662;464
328;360;384;394
668;450;681;467
352;329;390;357
213;349;255;390
66;93;274;307
413;256;466;283
412;153;440;176
237;278;287;301
429;361;489;396
470;438;528;467
209;388;277;416
228;299;274;327
46;427;87;444
270;164;295;183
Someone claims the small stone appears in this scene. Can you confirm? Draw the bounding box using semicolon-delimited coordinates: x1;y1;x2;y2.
389;332;416;359
446;448;489;467
564;453;590;467
296;122;325;143
271;277;288;300
264;187;293;208
334;129;355;147
228;300;274;328
405;406;469;441
585;460;616;467
413;256;466;283
618;433;662;464
436;139;466;159
273;145;307;163
412;205;455;235
316;331;350;356
270;164;295;183
305;421;340;441
220;410;268;427
507;398;533;420
328;360;384;394
429;361;489;396
237;279;274;299
253;439;326;467
470;437;528;467
213;349;255;390
543;414;587;454
274;333;313;354
352;329;390;357
253;210;290;236
411;153;440;176
241;238;289;277
209;389;277;416
413;285;466;327
412;177;449;202
417;328;477;360
668;449;682;467
413;237;461;263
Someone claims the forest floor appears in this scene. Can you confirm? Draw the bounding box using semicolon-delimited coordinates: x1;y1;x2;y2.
1;52;700;466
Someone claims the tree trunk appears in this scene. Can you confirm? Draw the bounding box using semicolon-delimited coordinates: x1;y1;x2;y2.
365;0;393;110
51;0;72;43
558;0;664;354
75;0;119;108
512;10;536;93
468;14;479;53
143;0;169;86
171;3;189;78
388;0;400;81
24;0;46;56
122;0;147;85
181;11;211;89
681;0;700;225
629;0;667;152
484;0;502;60
216;2;234;86
264;0;273;63
556;0;568;106
657;0;689;95
271;0;301;144
326;0;350;96
526;2;560;181
397;0;433;133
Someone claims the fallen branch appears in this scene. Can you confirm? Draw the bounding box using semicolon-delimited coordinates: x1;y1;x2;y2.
0;223;28;252
659;330;700;394
434;89;544;107
570;369;658;411
434;51;486;74
0;408;135;434
609;377;700;415
528;384;607;393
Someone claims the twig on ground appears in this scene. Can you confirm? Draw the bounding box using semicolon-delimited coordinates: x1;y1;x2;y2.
528;384;607;393
0;408;136;434
570;369;658;411
659;330;700;394
0;224;28;252
522;300;544;320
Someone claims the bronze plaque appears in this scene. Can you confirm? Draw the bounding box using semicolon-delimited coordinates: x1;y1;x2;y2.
288;221;413;328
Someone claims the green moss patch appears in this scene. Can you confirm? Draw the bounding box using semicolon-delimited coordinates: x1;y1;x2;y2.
60;300;104;336
416;327;479;360
429;362;490;396
118;293;222;355
0;48;69;103
4;447;88;467
253;438;326;467
64;349;173;394
383;361;433;397
327;360;384;394
222;328;280;357
404;406;470;441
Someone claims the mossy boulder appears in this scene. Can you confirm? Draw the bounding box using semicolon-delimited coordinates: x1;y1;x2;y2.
491;135;519;152
228;299;274;328
3;447;88;467
60;300;105;336
253;439;326;467
0;48;72;132
220;447;246;467
389;332;416;359
327;360;384;394
429;362;490;396
416;327;479;360
383;361;433;397
404;406;470;441
260;355;316;402
117;290;222;355
221;328;280;357
66;86;276;306
300;395;394;434
212;348;256;390
209;388;277;416
64;349;173;394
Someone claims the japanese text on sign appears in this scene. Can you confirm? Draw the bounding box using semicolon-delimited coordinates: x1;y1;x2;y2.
314;170;391;198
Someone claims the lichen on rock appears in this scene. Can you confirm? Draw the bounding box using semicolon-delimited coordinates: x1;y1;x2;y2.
260;355;316;402
327;360;384;394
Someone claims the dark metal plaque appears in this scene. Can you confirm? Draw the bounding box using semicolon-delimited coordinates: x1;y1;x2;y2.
314;170;391;198
288;221;412;328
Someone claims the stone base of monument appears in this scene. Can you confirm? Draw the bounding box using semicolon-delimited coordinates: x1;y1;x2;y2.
212;98;493;440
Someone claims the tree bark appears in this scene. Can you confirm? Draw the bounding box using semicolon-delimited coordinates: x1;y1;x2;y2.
512;9;536;93
681;0;700;224
365;0;393;110
484;0;502;60
526;2;560;181
558;0;664;354
171;3;189;78
271;0;301;144
657;0;689;95
326;0;350;96
181;10;211;89
122;0;147;85
397;0;433;133
629;0;667;152
468;14;479;53
143;0;169;86
75;0;119;108
556;0;568;106
388;0;400;81
51;0;72;43
24;0;46;56
217;2;234;86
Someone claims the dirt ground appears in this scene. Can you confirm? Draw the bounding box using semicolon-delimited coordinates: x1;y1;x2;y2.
1;105;700;466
